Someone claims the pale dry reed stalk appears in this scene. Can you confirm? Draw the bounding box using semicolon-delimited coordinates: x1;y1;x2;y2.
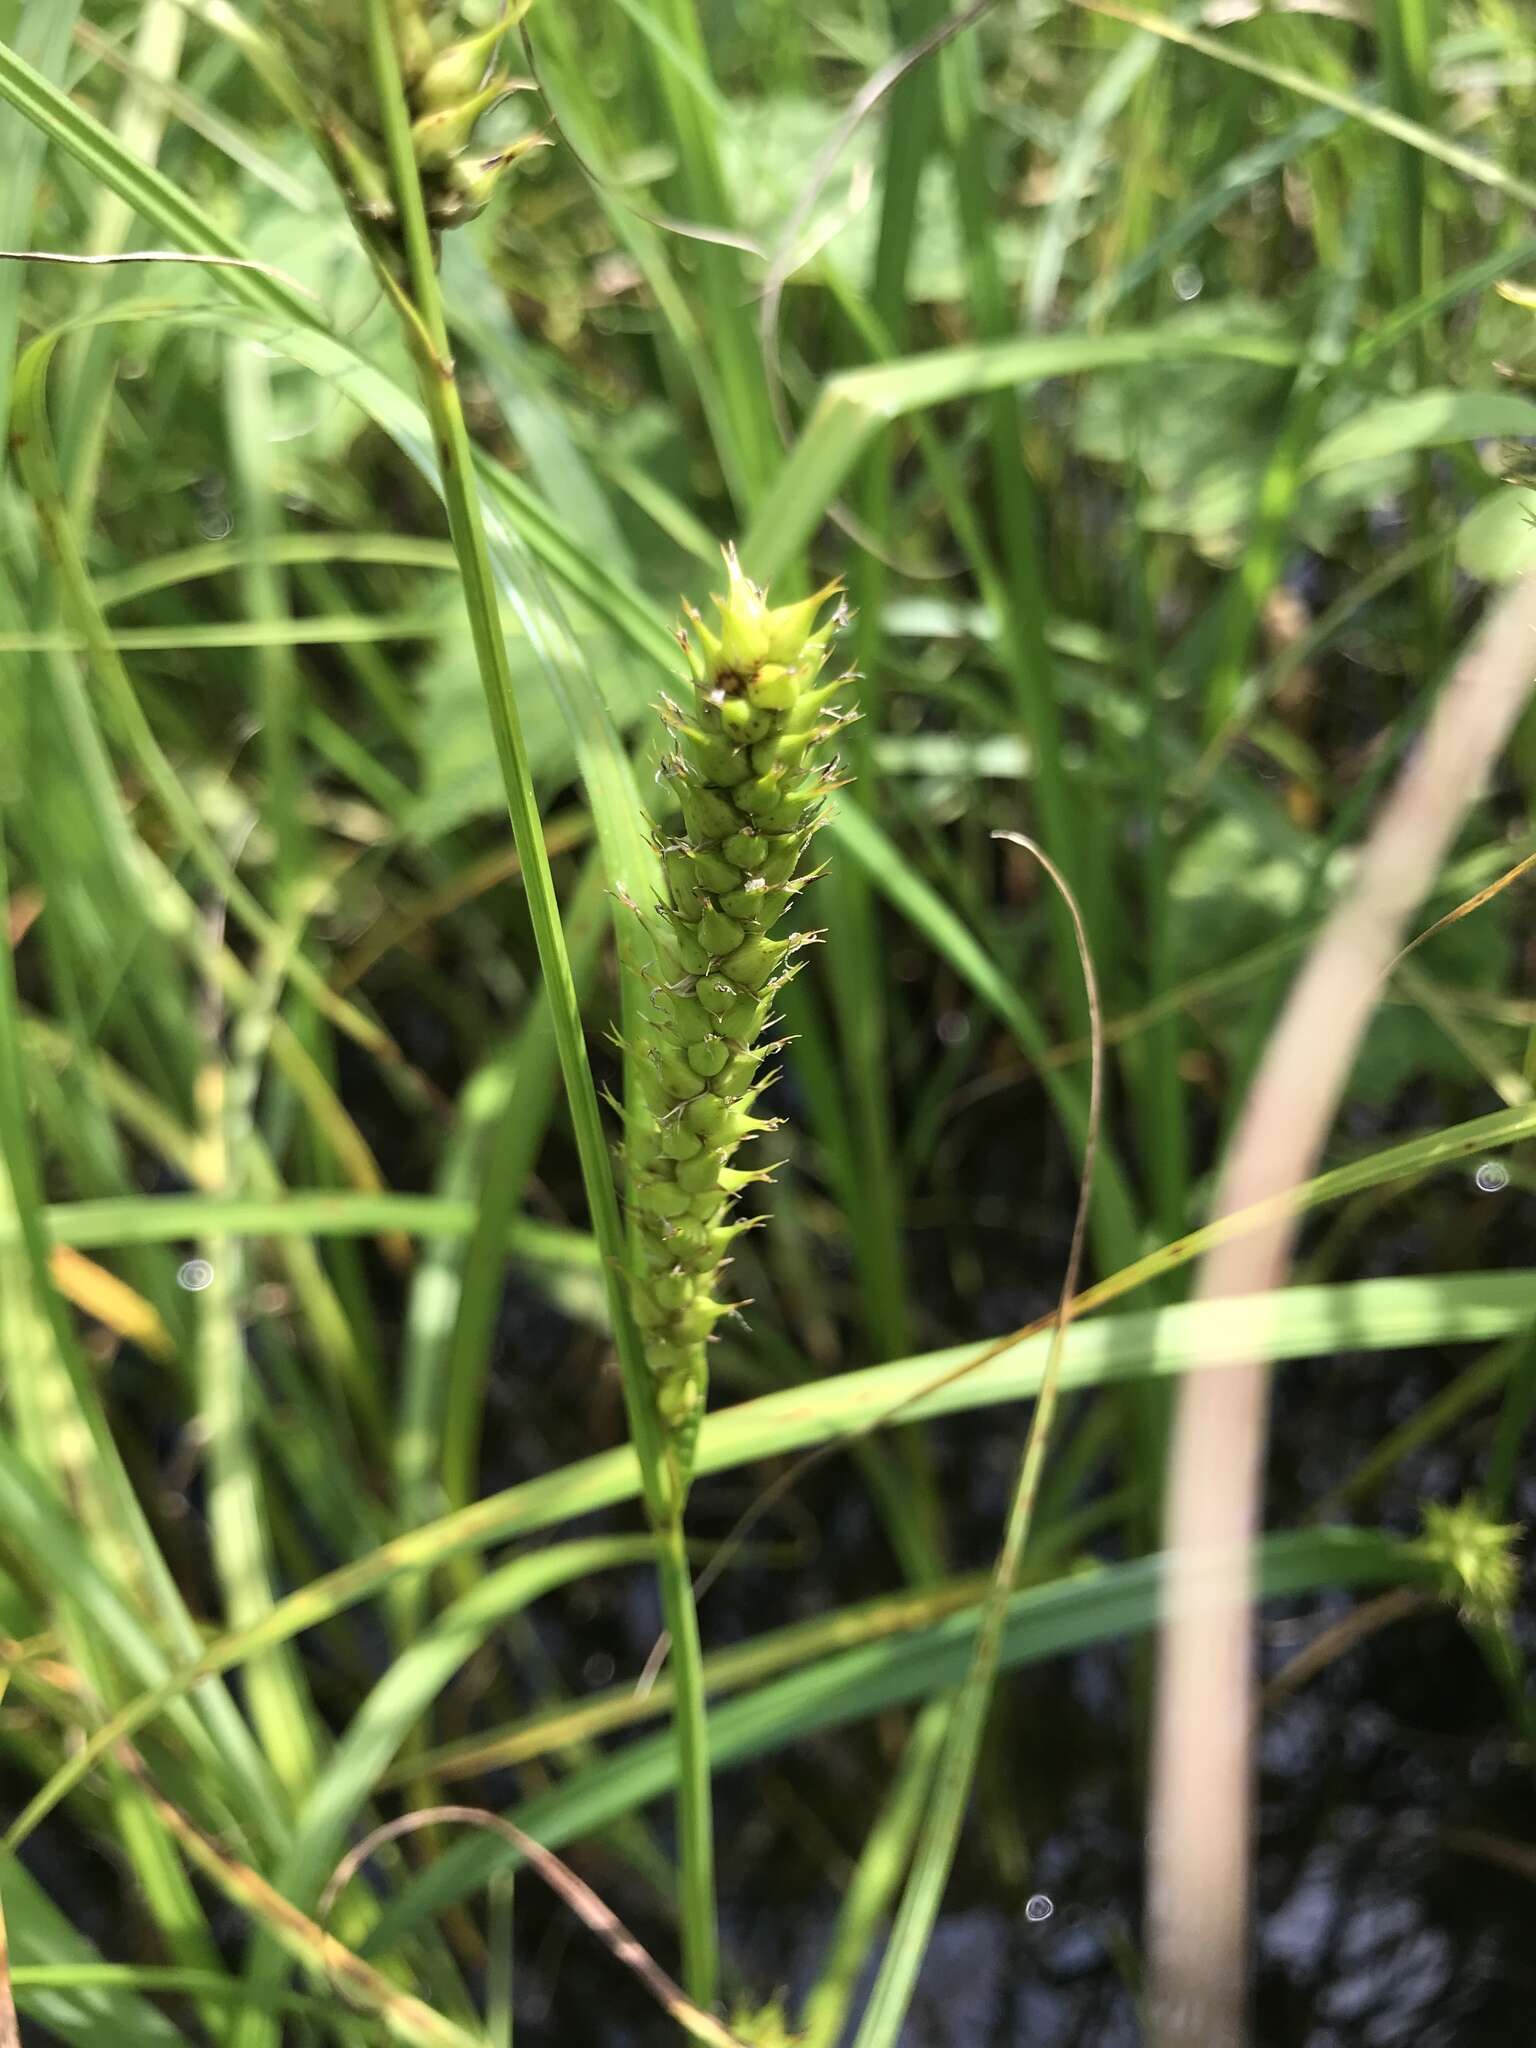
1146;568;1536;2047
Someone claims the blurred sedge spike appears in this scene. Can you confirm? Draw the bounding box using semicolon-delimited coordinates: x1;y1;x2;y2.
267;0;535;238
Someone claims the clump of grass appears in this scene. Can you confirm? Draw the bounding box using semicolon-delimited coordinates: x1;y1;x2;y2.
8;1;1536;2039
619;550;851;1497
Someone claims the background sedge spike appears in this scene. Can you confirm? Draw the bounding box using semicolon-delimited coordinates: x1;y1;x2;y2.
623;550;852;1502
266;0;538;241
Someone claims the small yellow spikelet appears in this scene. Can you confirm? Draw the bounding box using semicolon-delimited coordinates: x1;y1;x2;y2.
1418;1496;1522;1625
727;1997;804;2047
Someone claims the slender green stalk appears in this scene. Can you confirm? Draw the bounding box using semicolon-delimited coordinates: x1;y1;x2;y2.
347;0;652;1480
800;1695;950;2048
224;340;306;901
351;0;717;2002
656;1513;716;1998
9;326;401;1070
1485;1326;1536;1515
851;837;1101;2048
630;0;779;511
199;922;321;1805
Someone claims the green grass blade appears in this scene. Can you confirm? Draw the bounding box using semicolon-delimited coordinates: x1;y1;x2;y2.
1077;0;1536;211
11;1251;1534;1854
831;800;1141;1270
2;1862;193;2047
743;326;1301;581
800;1694;952;2048
232;1536;654;2048
368;1528;1430;1942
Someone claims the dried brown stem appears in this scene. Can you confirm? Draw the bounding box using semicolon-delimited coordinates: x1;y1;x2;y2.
1146;569;1536;2048
320;1808;749;2048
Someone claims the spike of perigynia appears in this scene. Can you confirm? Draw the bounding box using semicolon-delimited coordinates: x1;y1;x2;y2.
267;1;536;243
622;551;850;1501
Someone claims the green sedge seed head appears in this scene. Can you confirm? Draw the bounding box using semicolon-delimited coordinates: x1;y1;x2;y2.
714;551;773;672
674;1297;727;1342
428;146;520;230
718;877;767;920
732;773;783;819
675;1152;723;1196
679;782;740;843
656;985;714;1046
1418;1495;1522;1622
721;1106;777;1147
693;850;740;893
685;1037;730;1078
637;1067;674;1116
718;695;774;744
689;733;752;785
322;114;397;221
625;1116;662;1164
712;1217;760;1255
272;2;540;242
660;1120;704;1162
714;1050;764;1096
762;788;823;833
650;1269;697;1311
681;600;721;672
663;850;705;919
761;581;842;666
625;548;854;1499
396;28;438;86
722;830;764;871
670;929;712;977
745;664;798;713
786;678;849;734
683;1093;729;1139
410;78;509;169
655;1051;707;1099
698;907;743;955
679;630;708;685
695;550;842;691
718;995;767;1040
656;1370;702;1421
721;935;789;992
695;976;738;1019
638;1230;680;1271
754;835;800;885
417;19;510;106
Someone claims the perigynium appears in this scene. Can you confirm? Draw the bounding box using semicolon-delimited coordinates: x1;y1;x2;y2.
266;0;542;241
619;549;853;1500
